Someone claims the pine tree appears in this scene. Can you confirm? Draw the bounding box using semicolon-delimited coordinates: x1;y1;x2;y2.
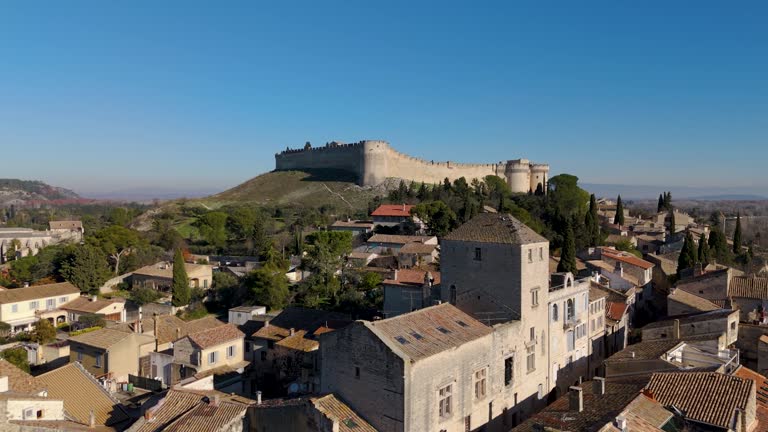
557;221;577;274
171;249;191;307
613;195;625;226
698;232;710;264
657;194;664;213
416;182;428;201
677;231;697;275
733;212;743;254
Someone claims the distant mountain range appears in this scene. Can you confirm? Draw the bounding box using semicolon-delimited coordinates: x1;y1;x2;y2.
580;183;767;201
82;187;222;202
0;179;86;207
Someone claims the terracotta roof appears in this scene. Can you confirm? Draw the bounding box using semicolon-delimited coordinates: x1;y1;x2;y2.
621;393;674;430
370;204;414;217
604;339;685;363
734;366;768;430
398;241;437;254
645;372;753;429
668;289;720;312
367;234;434;245
601;248;654;270
186;323;244;349
0;359;44;396
382;269;440;287
69;328;154;350
275;330;319;352
113;314;220;345
331;220;373;229
60;296;123;314
511;381;647;432
729;276;768;299
366;303;492;362
443;213;547;244
37;362;129;426
589;286;609;301
606;301;628;322
49;220;83;230
183;316;227;336
0;282;79;304
642;309;734;330
312;394;377;432
128;389;254;432
132;262;211;279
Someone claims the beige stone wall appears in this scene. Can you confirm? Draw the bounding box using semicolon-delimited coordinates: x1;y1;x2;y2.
5;399;65;421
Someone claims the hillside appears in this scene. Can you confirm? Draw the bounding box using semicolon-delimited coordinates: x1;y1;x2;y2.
203;169;394;210
0;179;82;207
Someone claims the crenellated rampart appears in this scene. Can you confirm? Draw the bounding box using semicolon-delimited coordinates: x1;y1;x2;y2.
274;140;549;193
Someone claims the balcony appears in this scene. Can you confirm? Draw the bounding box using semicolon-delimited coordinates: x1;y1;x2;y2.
563;317;578;330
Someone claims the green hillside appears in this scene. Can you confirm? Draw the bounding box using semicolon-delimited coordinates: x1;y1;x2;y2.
203;170;390;211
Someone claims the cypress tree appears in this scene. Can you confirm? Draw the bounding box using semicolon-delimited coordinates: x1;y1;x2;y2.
733;212;743;254
698;232;710;264
613;195;625;226
585;194;600;247
657;194;664;213
557;220;577;274
669;209;676;234
664;191;672;210
677;232;697;275
171;249;191;307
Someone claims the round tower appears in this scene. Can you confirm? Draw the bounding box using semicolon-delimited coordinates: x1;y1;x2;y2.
360;140;389;186
530;164;549;194
504;159;531;193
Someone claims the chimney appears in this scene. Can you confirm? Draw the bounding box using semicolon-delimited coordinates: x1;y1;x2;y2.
89;409;95;428
615;415;627;432
211;395;220;406
176;328;181;341
569;386;583;412
264;320;270;328
673;319;681;339
630;351;635;358
614;261;623;277
290;328;295;336
393;269;398;281
593;377;606;395
138;307;143;333
154;313;160;351
424;272;433;287
90;295;97;302
256;391;262;405
402;203;406;211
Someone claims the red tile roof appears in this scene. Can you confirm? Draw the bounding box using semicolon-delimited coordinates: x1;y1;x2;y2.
371;204;414;217
383;269;440;287
606;301;628;322
733;366;768;430
601;248;654;270
186;323;244;349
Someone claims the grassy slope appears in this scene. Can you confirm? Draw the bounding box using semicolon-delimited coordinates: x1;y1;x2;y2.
202;170;387;211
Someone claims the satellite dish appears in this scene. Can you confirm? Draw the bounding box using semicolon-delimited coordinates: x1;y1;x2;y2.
288;383;299;394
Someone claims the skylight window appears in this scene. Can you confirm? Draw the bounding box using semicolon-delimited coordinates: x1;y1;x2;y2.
395;336;409;344
456;320;469;327
437;326;451;334
411;332;424;340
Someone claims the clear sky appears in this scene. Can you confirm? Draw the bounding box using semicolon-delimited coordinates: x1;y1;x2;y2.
1;1;766;196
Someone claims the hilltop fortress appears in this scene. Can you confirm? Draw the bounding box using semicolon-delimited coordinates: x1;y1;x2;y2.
275;140;549;193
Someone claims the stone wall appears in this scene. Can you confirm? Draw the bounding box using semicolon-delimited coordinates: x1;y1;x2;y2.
274;140;549;192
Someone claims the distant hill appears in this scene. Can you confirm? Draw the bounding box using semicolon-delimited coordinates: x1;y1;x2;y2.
581;183;767;201
0;179;84;207
204;169;393;210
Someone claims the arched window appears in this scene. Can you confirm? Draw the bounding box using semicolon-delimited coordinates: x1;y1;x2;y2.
552;304;559;322
566;299;575;321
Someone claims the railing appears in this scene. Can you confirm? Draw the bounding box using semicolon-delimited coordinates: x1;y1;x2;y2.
128;374;162;392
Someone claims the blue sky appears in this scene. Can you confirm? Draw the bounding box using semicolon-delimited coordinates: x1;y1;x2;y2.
1;2;766;196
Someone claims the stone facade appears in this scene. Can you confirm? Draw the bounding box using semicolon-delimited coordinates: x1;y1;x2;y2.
275;140;549;193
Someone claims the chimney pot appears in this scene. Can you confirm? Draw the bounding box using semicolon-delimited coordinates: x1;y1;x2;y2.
212;395;220;406
264;320;270;328
615;415;627;431
89;409;95;427
91;295;97;302
569;386;583;412
593;377;606;395
630;351;635;358
290;328;295;336
256;391;262;405
673;319;681;339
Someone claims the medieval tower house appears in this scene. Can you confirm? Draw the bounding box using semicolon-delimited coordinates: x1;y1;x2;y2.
275;140;549;193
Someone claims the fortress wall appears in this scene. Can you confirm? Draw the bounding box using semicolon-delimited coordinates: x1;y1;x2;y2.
383;145;500;186
275;143;363;179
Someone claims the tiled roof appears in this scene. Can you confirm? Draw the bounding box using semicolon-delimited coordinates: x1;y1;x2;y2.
589;286;609;301
370;204;414;217
729;276;768;299
601;248;654;270
312;394;377;432
511;381;646;432
733;366;768;430
443;213;547;244
0;282;79;304
69;328;154;350
668;289;720;312
642;309;734;330
275;330;319;352
60;296;123;314
606;301;628;322
49;220;83;230
604;339;684;363
128;389;254;432
366;303;492;362
250;307;350;341
645;372;753;429
113;314;221;345
621;393;674;430
132;262;211;279
186;323;244;349
183;316;227;336
331;220;373;228
382;269;440;287
367;234;434;245
0;359;44;396
398;241;437;254
37;362;129;426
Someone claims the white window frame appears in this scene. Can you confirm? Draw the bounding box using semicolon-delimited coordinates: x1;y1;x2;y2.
208;351;217;365
11;304;18;313
473;367;487;400
227;345;235;358
438;383;453;418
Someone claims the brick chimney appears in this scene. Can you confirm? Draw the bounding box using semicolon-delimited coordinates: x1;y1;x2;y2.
593;377;605;395
569;386;583;412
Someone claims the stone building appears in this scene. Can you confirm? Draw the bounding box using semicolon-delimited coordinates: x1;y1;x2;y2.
275;140;549;193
